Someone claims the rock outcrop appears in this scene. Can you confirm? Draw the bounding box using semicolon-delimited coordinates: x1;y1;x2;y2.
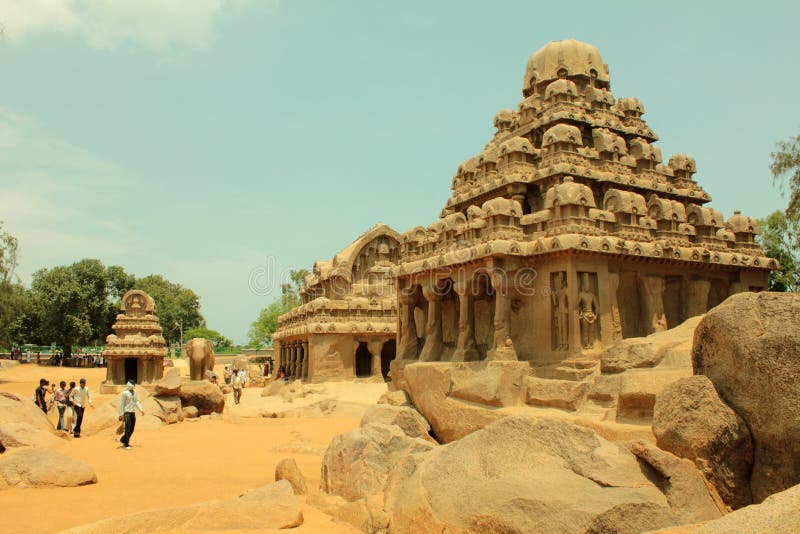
692;291;800;502
0;447;97;489
152;367;181;396
360;404;434;443
178;381;224;416
275;457;307;496
0;391;54;431
385;416;682;533
653;375;753;508
64;480;302;533
321;423;435;501
601;317;701;373
0;422;65;450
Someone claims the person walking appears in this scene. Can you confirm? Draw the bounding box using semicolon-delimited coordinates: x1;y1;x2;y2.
118;382;145;449
34;379;49;414
54;381;68;431
232;371;243;404
69;378;93;438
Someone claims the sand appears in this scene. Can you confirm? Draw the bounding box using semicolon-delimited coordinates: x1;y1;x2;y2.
0;361;384;533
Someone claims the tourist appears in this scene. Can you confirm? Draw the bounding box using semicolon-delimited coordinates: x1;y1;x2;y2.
232;371;243;404
69;378;93;438
54;381;68;431
25;349;32;364
263;361;271;377
224;365;232;384
238;368;247;388
36;351;41;365
34;379;49;414
118;381;145;449
65;381;76;433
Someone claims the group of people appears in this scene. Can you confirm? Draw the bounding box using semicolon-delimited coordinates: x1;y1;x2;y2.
223;365;249;404
33;377;145;449
34;377;93;438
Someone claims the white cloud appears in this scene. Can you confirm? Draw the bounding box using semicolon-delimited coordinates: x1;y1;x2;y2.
0;0;261;51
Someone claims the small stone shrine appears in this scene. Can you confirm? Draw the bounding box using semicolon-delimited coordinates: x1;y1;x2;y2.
101;289;167;393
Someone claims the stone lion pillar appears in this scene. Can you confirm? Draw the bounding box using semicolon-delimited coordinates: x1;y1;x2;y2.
419;281;444;362
301;341;310;379
452;277;479;362
639;275;667;334
397;291;419;360
488;270;518;361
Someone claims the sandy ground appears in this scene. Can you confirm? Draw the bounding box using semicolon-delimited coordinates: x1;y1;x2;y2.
0;361;386;533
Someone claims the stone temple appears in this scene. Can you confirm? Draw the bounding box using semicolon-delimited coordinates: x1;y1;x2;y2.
101;289;167;393
273;224;400;382
275;40;775;382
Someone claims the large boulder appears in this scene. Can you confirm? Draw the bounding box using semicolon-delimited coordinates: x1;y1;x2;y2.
401;362;512;443
385;416;677;534
0;391;54;431
377;390;410;406
0;447;97;489
178;381;224;415
64;480;303;533
0;422;65;450
653;483;800;534
262;379;285;397
653;375;753;508
692;291;800;502
153;367;181;396
321;423;435;501
601;316;701;373
626;440;723;524
274;457;307;495
143;395;183;425
360;404;434;442
308;492;389;534
616;369;690;422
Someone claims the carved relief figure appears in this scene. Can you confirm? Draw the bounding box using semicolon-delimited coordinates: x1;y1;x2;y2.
578;272;598;349
551;272;569;350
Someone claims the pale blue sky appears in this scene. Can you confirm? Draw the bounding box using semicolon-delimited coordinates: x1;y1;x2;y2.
1;1;798;343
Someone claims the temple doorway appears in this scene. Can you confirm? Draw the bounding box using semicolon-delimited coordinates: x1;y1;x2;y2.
124;358;138;384
355;342;372;377
380;339;396;380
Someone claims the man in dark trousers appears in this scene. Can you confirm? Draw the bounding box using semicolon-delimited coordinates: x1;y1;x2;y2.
68;378;93;438
118;381;145;449
34;378;49;413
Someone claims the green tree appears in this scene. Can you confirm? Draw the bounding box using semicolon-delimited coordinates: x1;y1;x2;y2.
184;327;232;348
248;268;309;347
0;222;29;349
25;259;131;356
136;275;204;344
771;133;800;247
758;210;799;292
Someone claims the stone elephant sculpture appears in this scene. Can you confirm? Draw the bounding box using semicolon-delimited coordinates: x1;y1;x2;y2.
185;338;216;381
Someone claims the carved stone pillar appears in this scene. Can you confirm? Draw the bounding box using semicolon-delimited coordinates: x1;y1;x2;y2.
289;344;296;378
367;339;384;377
488;270;518;361
293;344;299;378
419;282;444;362
397;292;419;360
452;277;479;362
684;279;711;318
639;275;667;334
302;341;310;379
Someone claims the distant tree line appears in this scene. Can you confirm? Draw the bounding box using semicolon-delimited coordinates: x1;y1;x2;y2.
248;268;309;348
0;226;223;357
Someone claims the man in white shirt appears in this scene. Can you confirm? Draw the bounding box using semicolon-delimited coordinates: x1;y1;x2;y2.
69;378;93;438
118;381;145;449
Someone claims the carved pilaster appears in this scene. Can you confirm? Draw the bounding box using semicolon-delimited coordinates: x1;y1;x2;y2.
419;282;445;362
302;341;310;379
487;270;518;361
452;278;479;362
397;292;419;360
639;275;667;334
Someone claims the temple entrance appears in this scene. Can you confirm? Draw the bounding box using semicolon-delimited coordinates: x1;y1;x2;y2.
355;342;372;377
124;358;138;384
381;339;396;380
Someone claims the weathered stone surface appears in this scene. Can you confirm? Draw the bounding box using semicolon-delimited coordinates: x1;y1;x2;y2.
653;375;753;508
274;457;308;496
321;423;435;501
377;390;410;406
525;375;588;411
262;379;285;397
386;416;675;534
360;404;433;442
79;399;124;436
308;492;389;534
178;381;224;415
153;367;181;396
626;440;723;524
449;361;529;407
64;480;303;533
617;369;690;421
0;447;97;489
652;483;800;534
0;391;54;432
143;395;183;425
182;405;199;419
402;362;508;443
601;317;701;373
281;379;306;403
0;422;65;450
692;291;800;502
